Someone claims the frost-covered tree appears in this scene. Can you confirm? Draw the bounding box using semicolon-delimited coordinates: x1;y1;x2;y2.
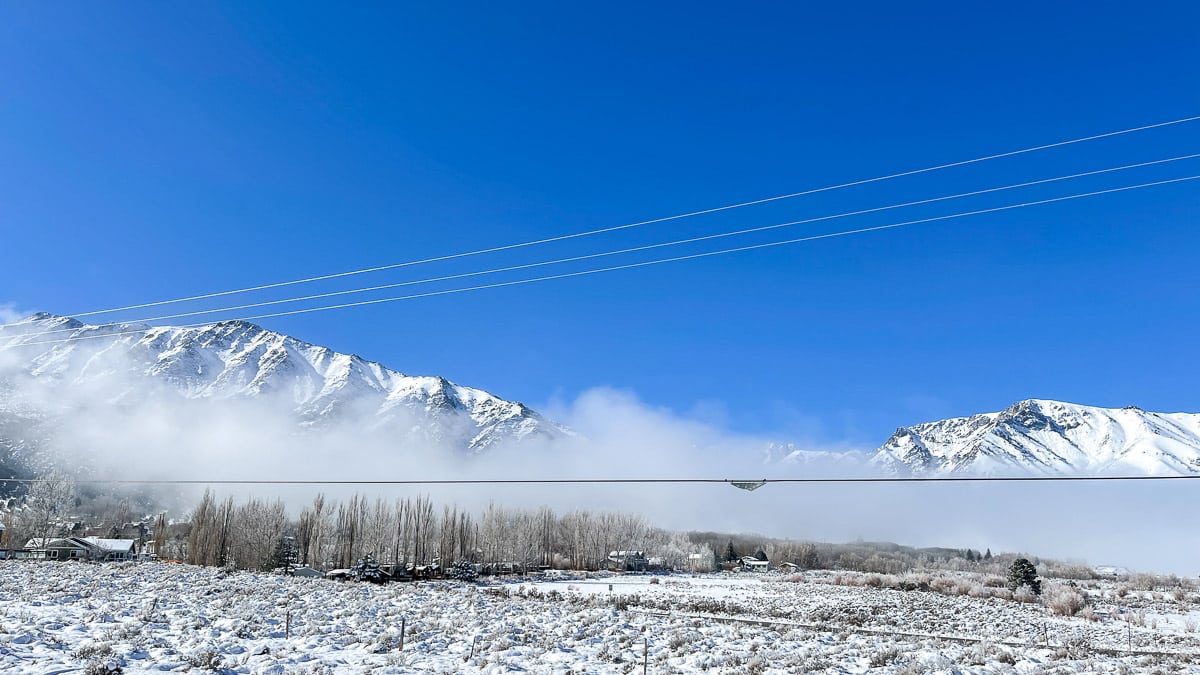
186;491;235;567
1007;557;1042;595
12;469;76;546
795;542;819;569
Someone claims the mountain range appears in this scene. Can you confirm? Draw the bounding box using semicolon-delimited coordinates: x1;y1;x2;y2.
2;313;1199;480
0;313;569;479
870;398;1200;476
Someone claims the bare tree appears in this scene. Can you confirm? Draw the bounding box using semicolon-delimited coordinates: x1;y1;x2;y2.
13;470;76;547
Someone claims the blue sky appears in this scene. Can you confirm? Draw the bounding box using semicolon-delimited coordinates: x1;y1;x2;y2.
2;2;1198;447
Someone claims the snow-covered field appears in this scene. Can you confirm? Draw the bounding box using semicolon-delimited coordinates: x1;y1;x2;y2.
3;562;1200;674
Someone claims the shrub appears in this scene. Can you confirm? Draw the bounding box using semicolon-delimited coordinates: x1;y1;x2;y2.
869;647;902;667
184;649;222;671
73;643;115;660
1014;585;1039;603
1130;573;1159;591
1043;584;1088;616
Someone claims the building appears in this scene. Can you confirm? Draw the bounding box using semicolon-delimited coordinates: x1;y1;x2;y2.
607;550;649;572
22;537;137;562
739;556;770;572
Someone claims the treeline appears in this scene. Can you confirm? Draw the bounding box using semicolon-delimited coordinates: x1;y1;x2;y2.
688;532;1013;575
185;491;710;573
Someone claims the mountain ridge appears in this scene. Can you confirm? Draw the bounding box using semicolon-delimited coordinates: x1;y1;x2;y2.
0;313;570;457
870;398;1200;476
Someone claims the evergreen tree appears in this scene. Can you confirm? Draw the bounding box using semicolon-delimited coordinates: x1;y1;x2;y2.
984;548;992;561
723;540;739;563
753;548;768;562
271;536;297;575
351;553;387;584
449;559;479;582
1007;557;1041;595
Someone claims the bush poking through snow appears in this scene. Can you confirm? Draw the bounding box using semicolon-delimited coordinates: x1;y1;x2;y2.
869;647;902;667
83;662;123;675
184;648;223;671
1013;585;1039;603
1043;584;1089;616
73;642;115;660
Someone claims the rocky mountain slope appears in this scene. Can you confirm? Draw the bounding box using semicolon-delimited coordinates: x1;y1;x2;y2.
0;313;569;467
871;399;1200;476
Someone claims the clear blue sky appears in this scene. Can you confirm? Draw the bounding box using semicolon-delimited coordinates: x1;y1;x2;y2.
2;2;1198;447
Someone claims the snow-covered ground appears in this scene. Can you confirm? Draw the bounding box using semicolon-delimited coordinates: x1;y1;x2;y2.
2;562;1200;674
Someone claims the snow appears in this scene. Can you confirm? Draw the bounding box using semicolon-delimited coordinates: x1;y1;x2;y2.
0;314;569;454
3;562;1200;673
872;399;1200;476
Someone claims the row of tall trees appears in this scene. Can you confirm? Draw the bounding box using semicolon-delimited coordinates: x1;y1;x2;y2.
186;490;710;573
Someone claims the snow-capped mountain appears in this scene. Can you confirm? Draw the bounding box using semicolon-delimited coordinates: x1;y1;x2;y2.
0;313;569;457
872;399;1200;476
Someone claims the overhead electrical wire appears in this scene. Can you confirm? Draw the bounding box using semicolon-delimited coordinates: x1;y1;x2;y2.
29;113;1200;323
4;173;1199;350
9;151;1197;344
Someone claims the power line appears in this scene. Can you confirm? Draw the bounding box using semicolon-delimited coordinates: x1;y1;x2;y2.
11;152;1200;341
4;475;1199;485
4;173;1198;350
12;151;1196;343
36;113;1200;323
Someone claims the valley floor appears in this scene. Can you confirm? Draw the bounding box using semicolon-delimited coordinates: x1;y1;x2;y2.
1;561;1199;673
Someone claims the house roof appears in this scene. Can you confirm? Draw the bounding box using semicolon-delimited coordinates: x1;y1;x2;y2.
83;537;136;552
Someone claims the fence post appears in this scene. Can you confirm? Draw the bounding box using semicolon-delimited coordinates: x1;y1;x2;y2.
400;616;406;652
643;634;648;675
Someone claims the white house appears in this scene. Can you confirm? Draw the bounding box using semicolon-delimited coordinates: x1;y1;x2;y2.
23;537;137;562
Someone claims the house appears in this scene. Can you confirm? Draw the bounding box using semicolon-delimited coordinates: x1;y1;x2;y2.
739;556;770;572
607;550;649;572
292;566;325;579
23;537;137;562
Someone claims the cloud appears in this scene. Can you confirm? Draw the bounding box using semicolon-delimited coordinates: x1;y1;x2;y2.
0;303;31;325
1;340;1197;575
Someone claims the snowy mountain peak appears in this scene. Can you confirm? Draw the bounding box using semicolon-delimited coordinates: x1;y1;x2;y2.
872;399;1200;476
0;313;570;454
